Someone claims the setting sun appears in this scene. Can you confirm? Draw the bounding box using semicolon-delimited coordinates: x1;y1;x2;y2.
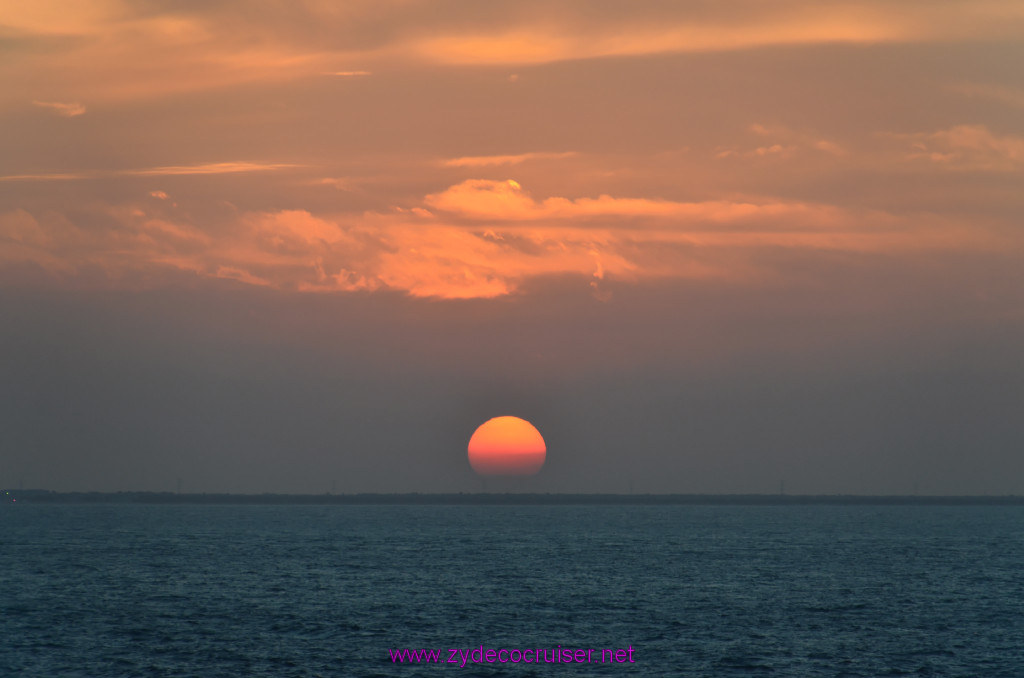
467;416;547;476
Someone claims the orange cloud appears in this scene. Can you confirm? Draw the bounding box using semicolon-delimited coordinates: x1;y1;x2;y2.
423;179;849;227
0;173;90;183
0;179;1013;300
0;161;300;182
32;100;87;117
443;152;578;168
0;5;332;106
129;161;302;176
405;3;1024;66
5;1;1021;111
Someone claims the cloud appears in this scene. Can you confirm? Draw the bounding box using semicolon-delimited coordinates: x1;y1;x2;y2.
423;179;851;227
1;7;332;105
2;179;1010;300
0;209;50;248
893;124;1024;171
5;0;1022;109
949;82;1024;110
32;100;86;117
443;152;578;168
0;161;300;182
716;123;845;160
404;2;1024;66
409;23;893;66
311;178;357;191
128;161;301;176
0;173;90;183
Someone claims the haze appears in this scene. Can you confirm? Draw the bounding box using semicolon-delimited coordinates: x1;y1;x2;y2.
1;1;1022;494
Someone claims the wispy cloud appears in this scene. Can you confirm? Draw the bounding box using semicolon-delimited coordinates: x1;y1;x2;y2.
2;11;332;105
443;152;578;168
409;21;902;65
403;1;1024;67
716;123;845;159
0;161;301;182
309;177;357;191
423;179;849;225
949;82;1024;110
7;1;1022;109
128;161;301;176
32;100;87;117
891;124;1024;171
0;173;90;183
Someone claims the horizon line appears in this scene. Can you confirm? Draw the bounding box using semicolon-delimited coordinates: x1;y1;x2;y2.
5;490;1023;506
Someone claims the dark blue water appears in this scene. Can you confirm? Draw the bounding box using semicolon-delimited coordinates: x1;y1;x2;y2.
2;505;1023;677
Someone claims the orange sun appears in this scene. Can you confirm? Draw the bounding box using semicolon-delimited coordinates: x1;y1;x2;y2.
467;416;546;476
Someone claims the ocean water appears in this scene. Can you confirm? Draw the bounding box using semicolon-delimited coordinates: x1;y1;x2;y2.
2;504;1023;677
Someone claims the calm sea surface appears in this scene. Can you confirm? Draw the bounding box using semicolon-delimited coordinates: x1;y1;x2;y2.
2;504;1022;677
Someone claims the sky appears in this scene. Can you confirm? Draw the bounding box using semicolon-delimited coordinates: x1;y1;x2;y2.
1;0;1022;494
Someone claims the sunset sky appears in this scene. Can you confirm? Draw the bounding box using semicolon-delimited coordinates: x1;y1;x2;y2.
2;0;1022;494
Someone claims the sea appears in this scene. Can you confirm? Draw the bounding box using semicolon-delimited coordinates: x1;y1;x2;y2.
2;504;1022;677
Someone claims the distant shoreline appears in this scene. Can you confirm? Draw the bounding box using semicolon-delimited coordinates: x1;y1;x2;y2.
4;490;1023;505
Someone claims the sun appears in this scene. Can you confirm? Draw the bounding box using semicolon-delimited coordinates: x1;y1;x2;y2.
467;416;546;476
